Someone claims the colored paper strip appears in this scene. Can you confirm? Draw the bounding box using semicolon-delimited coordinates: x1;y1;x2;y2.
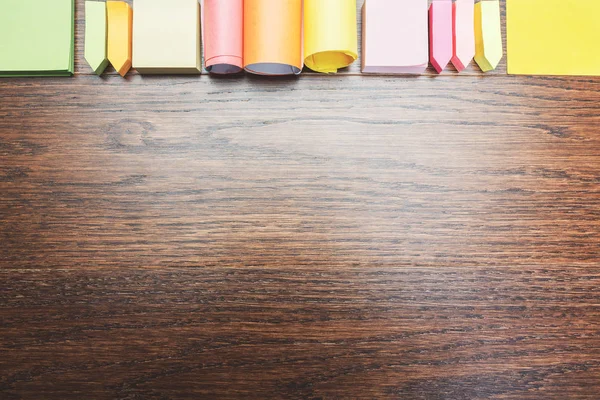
474;0;502;72
451;0;475;72
107;1;132;77
202;0;244;74
304;0;358;74
429;0;453;74
243;0;303;76
85;1;108;75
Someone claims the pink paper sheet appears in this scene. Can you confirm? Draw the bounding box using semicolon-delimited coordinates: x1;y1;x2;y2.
362;0;429;74
452;0;475;72
429;0;453;73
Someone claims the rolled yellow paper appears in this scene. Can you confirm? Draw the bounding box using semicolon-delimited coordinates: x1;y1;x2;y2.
303;0;358;73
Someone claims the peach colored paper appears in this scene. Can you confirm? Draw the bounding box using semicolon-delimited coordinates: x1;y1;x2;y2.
244;0;303;75
202;0;243;74
362;0;428;74
107;1;132;77
429;0;452;73
452;0;475;72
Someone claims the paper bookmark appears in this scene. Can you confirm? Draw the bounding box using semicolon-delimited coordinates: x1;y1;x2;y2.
451;0;475;72
474;0;502;72
429;0;453;73
107;1;132;77
85;1;108;75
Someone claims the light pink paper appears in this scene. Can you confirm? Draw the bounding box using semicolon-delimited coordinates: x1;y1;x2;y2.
429;0;453;73
362;0;429;74
452;0;475;72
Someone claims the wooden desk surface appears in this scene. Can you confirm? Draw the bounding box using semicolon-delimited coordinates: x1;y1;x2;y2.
2;1;600;398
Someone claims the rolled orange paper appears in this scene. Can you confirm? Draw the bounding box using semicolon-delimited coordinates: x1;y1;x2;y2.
202;0;243;74
244;0;303;75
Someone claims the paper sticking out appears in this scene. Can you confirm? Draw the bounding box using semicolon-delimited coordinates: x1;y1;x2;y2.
85;1;108;75
243;0;303;75
133;0;201;74
0;0;74;77
507;0;600;76
362;0;429;74
451;0;475;72
429;0;453;74
474;0;502;72
303;0;358;74
202;0;243;74
107;1;132;77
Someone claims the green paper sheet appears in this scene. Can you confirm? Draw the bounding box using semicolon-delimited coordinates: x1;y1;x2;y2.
0;0;75;77
85;1;109;75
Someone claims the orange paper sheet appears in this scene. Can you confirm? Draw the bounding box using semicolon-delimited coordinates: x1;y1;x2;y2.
107;1;132;77
202;0;243;74
243;0;303;75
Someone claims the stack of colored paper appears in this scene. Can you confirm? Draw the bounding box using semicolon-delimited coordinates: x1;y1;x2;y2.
133;0;201;74
362;0;429;74
0;0;75;77
507;0;600;76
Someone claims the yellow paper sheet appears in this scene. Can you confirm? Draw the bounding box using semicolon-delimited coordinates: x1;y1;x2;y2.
474;0;502;72
304;0;358;73
507;0;600;76
133;0;201;74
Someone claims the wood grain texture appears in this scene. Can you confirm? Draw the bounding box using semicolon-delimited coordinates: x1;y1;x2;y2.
2;1;600;398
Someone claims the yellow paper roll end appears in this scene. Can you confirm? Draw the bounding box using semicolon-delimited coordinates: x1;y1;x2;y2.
304;50;358;74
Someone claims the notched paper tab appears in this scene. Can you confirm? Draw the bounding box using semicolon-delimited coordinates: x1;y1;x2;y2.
451;0;475;72
85;1;109;75
475;0;502;72
107;1;132;77
429;0;453;74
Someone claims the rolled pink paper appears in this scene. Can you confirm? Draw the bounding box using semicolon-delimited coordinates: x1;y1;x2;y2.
202;0;243;74
429;0;453;73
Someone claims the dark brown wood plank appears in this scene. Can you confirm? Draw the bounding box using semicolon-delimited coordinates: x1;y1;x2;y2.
1;266;600;399
2;75;600;268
